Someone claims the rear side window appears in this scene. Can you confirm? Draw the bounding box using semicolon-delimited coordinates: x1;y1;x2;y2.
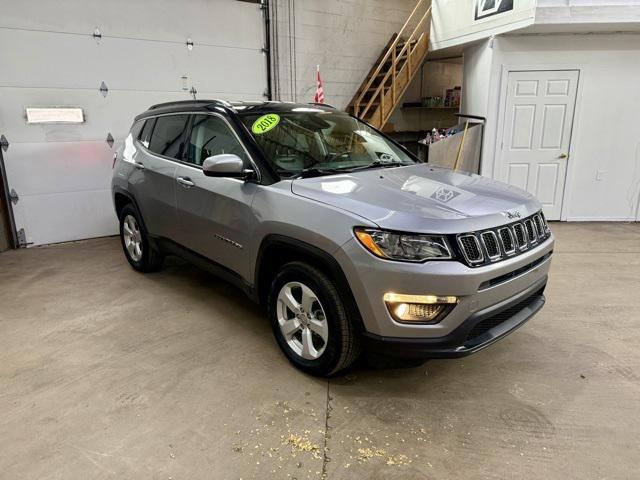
138;118;156;148
148;115;189;160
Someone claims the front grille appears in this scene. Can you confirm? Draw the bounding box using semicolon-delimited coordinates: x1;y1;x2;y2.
464;289;543;343
455;211;551;267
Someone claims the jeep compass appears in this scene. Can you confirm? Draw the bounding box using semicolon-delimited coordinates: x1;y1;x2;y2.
111;100;553;376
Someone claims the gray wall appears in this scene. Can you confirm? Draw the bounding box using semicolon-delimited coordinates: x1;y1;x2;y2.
270;0;416;109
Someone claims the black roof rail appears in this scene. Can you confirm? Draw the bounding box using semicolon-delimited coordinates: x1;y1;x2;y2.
309;102;337;109
148;99;233;110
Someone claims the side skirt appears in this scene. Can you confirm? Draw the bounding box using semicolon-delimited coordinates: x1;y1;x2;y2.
154;237;259;303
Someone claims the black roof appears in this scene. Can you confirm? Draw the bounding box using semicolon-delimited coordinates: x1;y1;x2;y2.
135;99;338;121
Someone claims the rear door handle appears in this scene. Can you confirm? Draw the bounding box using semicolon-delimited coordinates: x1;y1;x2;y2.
133;162;145;170
177;176;195;188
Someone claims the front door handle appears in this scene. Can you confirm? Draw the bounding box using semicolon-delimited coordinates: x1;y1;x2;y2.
177;176;195;188
133;162;145;170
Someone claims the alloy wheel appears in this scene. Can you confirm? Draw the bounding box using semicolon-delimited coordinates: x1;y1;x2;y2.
276;281;329;360
122;214;143;262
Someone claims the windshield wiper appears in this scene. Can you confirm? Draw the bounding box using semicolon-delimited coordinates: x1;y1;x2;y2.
293;167;344;178
347;160;407;172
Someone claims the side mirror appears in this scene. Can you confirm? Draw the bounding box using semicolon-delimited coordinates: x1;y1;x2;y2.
202;154;255;179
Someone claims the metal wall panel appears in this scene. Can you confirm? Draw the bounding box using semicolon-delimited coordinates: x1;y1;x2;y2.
0;0;267;246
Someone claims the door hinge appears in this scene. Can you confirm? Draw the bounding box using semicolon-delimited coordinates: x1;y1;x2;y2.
0;134;8;152
17;228;27;248
9;188;19;205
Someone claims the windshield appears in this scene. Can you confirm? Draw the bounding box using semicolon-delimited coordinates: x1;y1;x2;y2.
239;110;416;177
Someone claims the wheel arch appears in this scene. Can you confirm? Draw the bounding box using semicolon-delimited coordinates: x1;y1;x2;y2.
255;234;364;332
112;188;148;230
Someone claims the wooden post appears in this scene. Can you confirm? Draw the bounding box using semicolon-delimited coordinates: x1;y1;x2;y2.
392;46;396;105
454;121;470;171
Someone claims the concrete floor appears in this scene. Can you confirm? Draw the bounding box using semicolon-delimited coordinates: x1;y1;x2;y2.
0;223;639;479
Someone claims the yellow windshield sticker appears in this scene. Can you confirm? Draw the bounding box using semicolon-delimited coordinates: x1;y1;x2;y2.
252;114;280;135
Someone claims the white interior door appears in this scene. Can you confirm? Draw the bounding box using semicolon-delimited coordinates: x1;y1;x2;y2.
499;70;578;220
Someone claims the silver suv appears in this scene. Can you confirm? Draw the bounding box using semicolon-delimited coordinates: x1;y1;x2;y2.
111;100;553;376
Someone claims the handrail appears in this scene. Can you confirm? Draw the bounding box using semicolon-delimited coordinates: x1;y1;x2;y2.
355;0;426;107
357;6;432;121
354;0;430;115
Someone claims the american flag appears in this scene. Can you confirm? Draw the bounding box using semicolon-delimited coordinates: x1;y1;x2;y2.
314;65;325;103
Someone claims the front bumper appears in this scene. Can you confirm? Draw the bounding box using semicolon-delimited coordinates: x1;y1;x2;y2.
361;276;546;358
335;233;554;341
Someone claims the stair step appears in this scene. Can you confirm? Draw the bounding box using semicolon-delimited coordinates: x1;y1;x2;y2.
396;39;417;49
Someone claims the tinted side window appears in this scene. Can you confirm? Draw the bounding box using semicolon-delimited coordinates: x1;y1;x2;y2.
138;117;156;148
186;115;249;166
148;115;189;160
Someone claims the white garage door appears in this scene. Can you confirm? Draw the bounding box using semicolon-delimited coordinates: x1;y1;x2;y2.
0;0;267;246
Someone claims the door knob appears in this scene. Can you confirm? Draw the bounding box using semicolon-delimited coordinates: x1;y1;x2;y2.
558;153;568;159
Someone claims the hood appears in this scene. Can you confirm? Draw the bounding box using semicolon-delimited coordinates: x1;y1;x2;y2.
290;164;541;234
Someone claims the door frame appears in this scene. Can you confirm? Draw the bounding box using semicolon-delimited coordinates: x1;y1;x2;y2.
494;64;584;221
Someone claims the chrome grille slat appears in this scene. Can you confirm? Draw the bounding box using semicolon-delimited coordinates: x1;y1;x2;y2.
457;234;484;264
533;214;545;238
540;212;550;234
512;223;528;250
525;219;537;244
480;231;501;260
498;227;516;255
456;211;551;267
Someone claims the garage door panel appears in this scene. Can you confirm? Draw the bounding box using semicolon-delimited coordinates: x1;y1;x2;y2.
0;89;264;144
14;190;117;246
0;29;265;94
0;0;263;49
3;141;117;196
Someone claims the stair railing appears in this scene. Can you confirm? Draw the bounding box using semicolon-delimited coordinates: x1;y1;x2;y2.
353;0;432;127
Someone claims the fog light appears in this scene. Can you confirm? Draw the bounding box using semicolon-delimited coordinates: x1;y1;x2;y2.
383;293;457;324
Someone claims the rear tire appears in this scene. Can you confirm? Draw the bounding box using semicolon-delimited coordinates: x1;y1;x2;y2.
119;204;163;272
268;261;361;376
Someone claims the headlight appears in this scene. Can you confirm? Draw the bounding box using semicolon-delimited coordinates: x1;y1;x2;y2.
354;227;452;262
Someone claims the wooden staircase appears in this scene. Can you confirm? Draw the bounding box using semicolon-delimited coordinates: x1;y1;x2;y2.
346;0;432;129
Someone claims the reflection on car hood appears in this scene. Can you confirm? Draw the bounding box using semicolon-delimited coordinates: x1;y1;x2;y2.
290;164;541;234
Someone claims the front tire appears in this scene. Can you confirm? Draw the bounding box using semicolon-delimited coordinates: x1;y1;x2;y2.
119;204;163;272
268;261;361;376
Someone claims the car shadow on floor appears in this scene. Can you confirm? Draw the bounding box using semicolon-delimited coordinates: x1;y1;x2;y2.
140;255;459;379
